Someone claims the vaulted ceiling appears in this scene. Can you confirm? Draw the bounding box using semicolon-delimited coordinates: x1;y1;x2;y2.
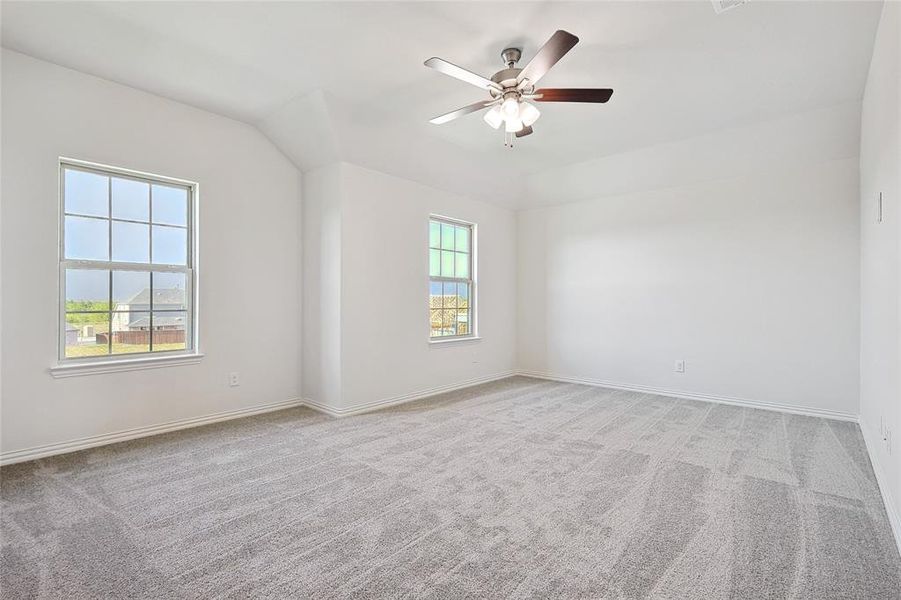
1;1;883;208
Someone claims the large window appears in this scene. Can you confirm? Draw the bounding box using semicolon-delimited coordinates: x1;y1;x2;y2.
59;160;196;361
429;216;474;339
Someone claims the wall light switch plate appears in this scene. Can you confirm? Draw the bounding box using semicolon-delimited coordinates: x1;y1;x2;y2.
674;360;685;373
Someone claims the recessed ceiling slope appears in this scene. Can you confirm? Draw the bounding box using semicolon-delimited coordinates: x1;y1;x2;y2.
0;1;883;208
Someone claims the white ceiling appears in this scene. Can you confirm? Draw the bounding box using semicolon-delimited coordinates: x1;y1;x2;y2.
1;1;883;208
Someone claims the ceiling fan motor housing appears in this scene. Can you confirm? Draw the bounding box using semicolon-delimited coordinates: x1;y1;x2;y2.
501;47;522;67
490;68;523;96
493;47;525;94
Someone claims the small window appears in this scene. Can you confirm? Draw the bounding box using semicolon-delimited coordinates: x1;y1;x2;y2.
429;216;474;339
59;160;196;361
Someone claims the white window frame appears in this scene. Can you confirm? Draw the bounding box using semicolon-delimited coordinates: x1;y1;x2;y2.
55;158;200;373
429;215;477;343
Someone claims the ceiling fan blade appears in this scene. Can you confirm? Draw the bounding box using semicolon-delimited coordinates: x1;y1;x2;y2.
424;57;502;91
515;125;533;138
516;30;579;87
533;88;614;103
429;100;494;125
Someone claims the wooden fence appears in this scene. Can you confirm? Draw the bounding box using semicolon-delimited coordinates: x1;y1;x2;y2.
96;330;185;345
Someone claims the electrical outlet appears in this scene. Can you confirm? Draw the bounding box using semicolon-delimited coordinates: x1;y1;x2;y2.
228;372;240;387
674;360;685;373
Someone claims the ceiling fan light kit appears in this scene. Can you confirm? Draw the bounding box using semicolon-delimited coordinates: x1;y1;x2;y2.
425;30;613;148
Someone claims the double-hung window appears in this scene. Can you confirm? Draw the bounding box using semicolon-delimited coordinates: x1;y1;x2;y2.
429;217;475;340
59;159;196;361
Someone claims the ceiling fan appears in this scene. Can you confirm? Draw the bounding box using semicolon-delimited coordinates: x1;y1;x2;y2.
425;30;613;147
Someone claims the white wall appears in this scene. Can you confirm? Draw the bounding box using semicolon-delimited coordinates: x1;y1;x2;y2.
1;50;302;455
523;102;863;209
301;162;517;412
0;34;885;495
340;163;516;409
518;107;861;418
301;163;343;408
859;0;900;542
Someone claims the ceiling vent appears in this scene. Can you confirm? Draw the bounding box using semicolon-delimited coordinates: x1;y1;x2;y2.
711;0;748;14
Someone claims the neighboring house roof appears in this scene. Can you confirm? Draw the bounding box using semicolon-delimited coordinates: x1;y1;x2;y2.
429;295;470;310
127;315;185;328
124;288;185;306
65;322;78;332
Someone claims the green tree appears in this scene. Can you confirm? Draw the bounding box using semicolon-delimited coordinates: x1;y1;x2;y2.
65;301;110;328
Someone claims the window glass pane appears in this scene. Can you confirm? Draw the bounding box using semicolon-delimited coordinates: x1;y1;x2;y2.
458;283;470;331
455;252;469;279
65;269;109;310
443;282;457;308
458;282;470;306
455;226;470;253
111;312;150;354
152;185;188;226
430;309;443;336
151;311;187;352
112;177;149;222
112;271;150;308
65;169;108;217
429;222;441;249
61;164;194;361
112;220;150;263
65;312;109;358
152;272;188;310
441;309;457;336
441;250;455;277
152;225;187;265
440;223;455;250
433;309;447;336
457;309;470;335
429;249;440;277
429;281;442;309
65;216;109;261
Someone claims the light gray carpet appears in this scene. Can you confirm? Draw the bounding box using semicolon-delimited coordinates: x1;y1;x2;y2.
2;376;900;599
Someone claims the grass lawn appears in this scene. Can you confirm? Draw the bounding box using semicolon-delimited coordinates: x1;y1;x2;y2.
66;343;185;358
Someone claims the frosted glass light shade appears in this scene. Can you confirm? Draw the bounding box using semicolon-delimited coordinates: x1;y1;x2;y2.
505;117;524;133
520;102;541;127
483;105;503;129
501;97;520;119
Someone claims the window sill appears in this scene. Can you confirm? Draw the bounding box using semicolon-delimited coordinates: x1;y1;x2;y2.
49;353;204;378
429;336;481;346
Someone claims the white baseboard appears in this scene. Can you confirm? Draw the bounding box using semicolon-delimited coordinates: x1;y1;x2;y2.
0;398;303;466
860;420;901;556
516;370;858;422
303;371;517;417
